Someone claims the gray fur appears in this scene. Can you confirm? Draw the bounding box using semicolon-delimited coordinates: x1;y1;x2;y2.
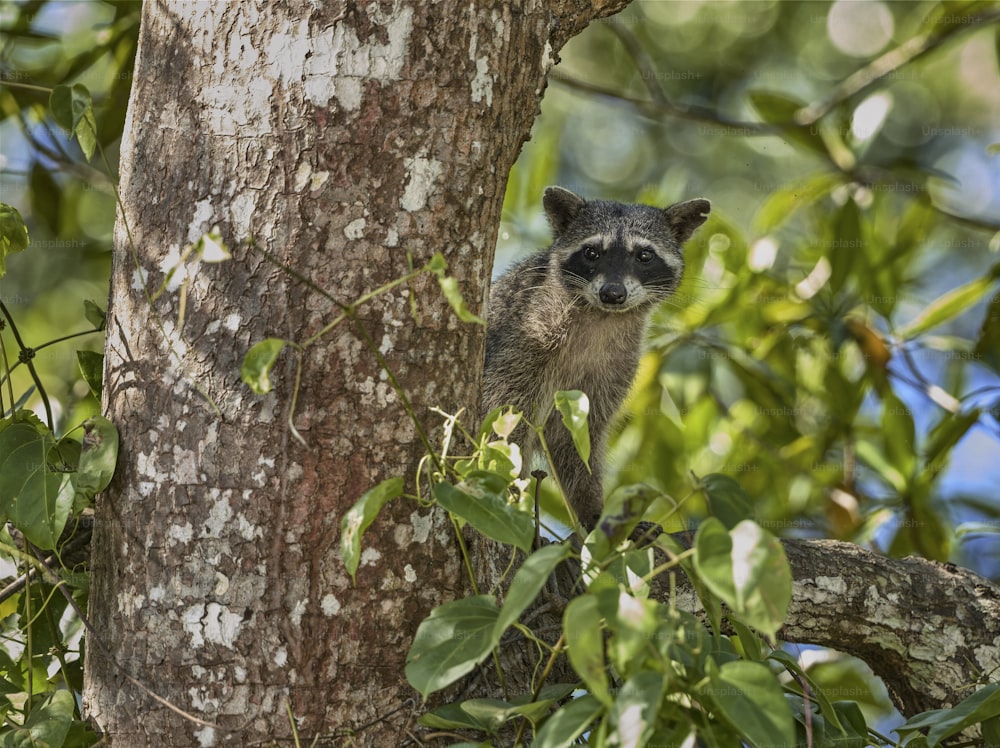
483;187;711;530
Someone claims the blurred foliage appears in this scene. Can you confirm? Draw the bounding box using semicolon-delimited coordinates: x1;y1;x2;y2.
502;0;1000;580
0;0;139;431
0;1;139;743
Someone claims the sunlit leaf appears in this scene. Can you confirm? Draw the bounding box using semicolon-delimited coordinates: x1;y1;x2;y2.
694;518;791;638
897;271;1000;339
554;390;591;469
433;478;534;552
610;672;667;748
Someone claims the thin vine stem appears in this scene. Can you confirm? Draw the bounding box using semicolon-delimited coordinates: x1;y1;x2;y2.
0;300;54;429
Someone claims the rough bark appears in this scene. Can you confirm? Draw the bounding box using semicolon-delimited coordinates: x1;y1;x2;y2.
83;0;628;745
656;537;1000;716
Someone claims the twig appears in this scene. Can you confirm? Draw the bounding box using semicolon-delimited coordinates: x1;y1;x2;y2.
795;10;1000;125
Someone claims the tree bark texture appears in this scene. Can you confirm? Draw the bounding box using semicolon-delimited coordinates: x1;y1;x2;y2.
83;0;628;745
656;537;1000;717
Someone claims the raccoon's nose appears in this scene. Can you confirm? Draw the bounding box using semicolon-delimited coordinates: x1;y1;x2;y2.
599;283;627;305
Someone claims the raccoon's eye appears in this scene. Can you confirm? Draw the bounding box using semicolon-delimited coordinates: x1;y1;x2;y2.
635;247;655;263
582;245;601;261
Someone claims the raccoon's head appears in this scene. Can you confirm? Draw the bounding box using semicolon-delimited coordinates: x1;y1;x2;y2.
543;186;711;312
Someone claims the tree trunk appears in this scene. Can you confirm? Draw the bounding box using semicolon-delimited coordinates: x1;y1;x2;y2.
83;1;628;744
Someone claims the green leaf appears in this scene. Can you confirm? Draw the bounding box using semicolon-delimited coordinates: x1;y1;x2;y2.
855;436;907;493
897;272;999;339
73;416;119;509
610;672;666;748
694;518;791;638
0;420;75;549
747;90;829;156
437;274;485;324
494;543;571;637
425;682;578;733
923;408;980;471
426;252;447;274
700;473;753;529
50;83;97;160
693;517;736;595
956;521;1000;538
899;682;1000;745
340;477;404;583
418;702;494;732
554;390;591;468
881;391;916;479
748;89;805;123
405;595;499;699
752;173;845;234
84;300;107;330
241;338;288;394
77;350;104;398
534;695;603;748
564;595;611;706
829;199;862;294
50;83;93;131
767;650;851;736
831;700;869;745
594;483;659;550
75;106;98;161
705;660;796;747
984;714;1000;745
30;160;61;233
974;290;1000;373
428;252;484;324
433;478;534;552
0;689;75;748
0;203;30;277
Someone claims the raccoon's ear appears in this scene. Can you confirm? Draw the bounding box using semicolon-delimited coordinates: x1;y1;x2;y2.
543;187;587;236
663;199;711;243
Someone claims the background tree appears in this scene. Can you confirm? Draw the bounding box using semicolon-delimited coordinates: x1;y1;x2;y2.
1;0;999;745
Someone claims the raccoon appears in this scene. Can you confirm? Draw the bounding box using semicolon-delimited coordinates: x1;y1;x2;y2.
483;186;711;532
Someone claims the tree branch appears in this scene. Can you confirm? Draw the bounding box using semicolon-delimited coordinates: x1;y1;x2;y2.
656;537;1000;716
